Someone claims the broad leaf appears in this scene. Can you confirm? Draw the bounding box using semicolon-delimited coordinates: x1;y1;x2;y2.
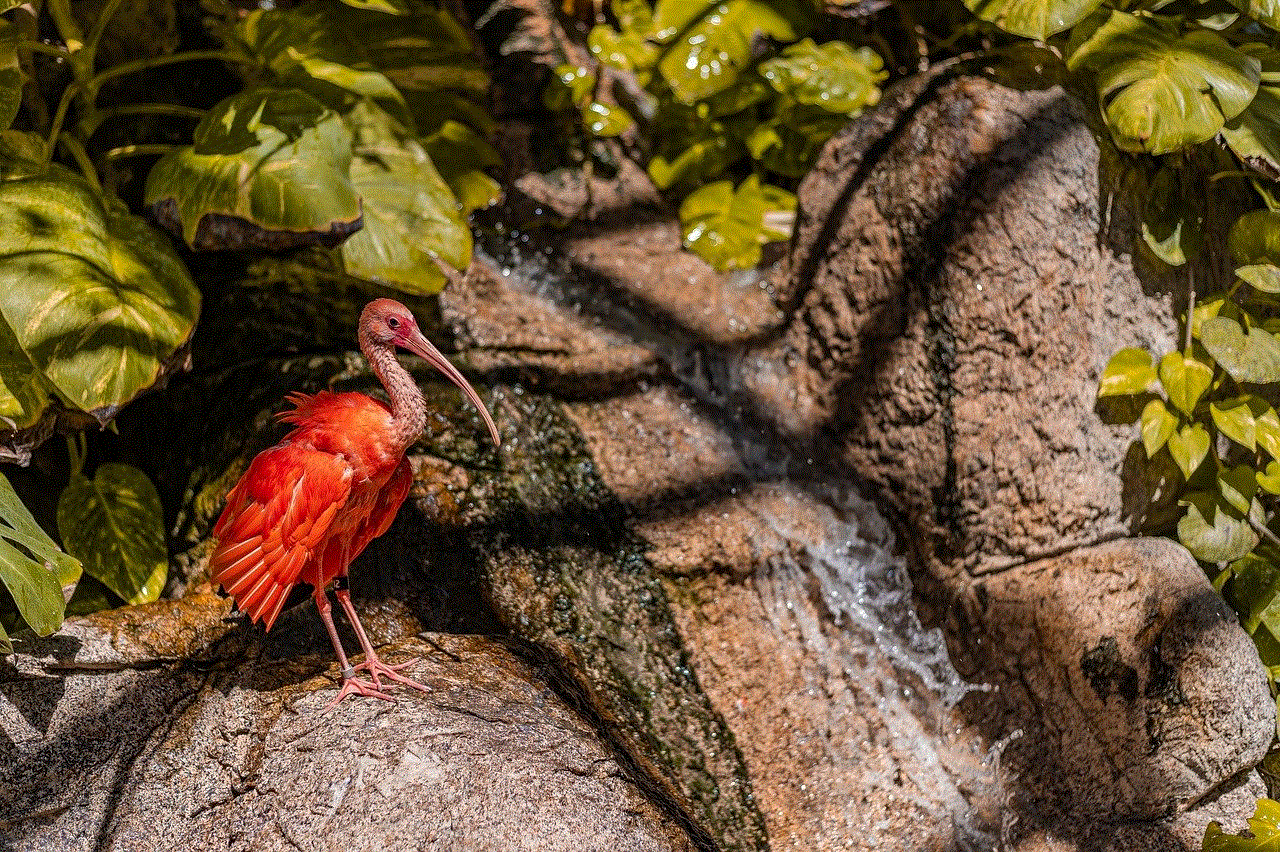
963;0;1104;40
1140;165;1197;265
58;463;166;605
1211;396;1272;451
1259;460;1280;494
758;38;885;114
0;165;201;423
1159;351;1213;416
1097;347;1156;396
0;471;79;643
1237;264;1280;293
583;101;634;137
145;87;361;250
1178;491;1259;563
652;0;814;103
1140;398;1177;458
339;102;469;294
1226;1;1280;31
1229;209;1280;267
680;175;796;272
1259;406;1280;458
589;23;658;74
649;125;741;190
1204;797;1280;850
1068;11;1260;154
419;120;501;214
0;19;22;132
1167;422;1211;480
1227;552;1280;633
1220;465;1258;515
1222;46;1280;179
1200;315;1280;384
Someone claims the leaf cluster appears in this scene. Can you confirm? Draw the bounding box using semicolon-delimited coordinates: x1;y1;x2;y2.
545;0;886;271
0;0;502;645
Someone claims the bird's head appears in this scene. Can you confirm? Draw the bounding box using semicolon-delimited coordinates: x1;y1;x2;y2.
359;298;500;447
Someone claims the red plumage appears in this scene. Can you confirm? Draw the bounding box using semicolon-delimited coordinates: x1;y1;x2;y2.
206;299;499;705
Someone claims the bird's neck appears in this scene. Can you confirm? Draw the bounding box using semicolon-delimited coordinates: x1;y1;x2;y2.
365;342;427;450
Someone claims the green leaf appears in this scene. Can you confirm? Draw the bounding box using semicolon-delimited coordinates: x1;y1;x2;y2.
589;23;657;73
1222;46;1280;179
758;39;886;114
1226;1;1280;31
1204;797;1280;850
0;472;78;642
145;87;360;250
1159;351;1213;416
0;19;24;132
1211;396;1271;451
649;124;741;189
1227;552;1280;633
419;120;501;214
1200;316;1280;384
339;101;469;295
0;165;201;423
1220;465;1258;515
1230;210;1280;268
1141;398;1177;458
680;175;796;272
1192;297;1226;340
0;618;9;654
1098;347;1156;396
1237;264;1280;293
653;0;814;103
1178;491;1259;563
1259;406;1280;459
57;464;166;605
1167;423;1211;480
336;0;408;12
583;101;635;137
1259;460;1280;494
963;0;1104;39
1140;165;1197;266
1067;11;1260;154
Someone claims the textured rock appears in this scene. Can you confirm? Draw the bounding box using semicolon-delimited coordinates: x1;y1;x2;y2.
0;627;696;852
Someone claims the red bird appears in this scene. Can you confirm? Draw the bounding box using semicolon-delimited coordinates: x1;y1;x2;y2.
208;298;500;704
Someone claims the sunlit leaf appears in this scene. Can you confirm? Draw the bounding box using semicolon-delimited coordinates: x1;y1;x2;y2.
583;101;634;137
1259;460;1280;494
1211;396;1271;451
649;124;741;189
1178;491;1259;563
1259;407;1280;458
339;101;469;295
57;463;166;605
0;165;201;423
1226;0;1280;31
680;175;796;272
1222;46;1280;179
1098;347;1156;396
1200;316;1280;384
963;0;1104;39
145;87;360;250
1167;422;1211;480
589;22;657;73
1159;351;1213;416
419;120;501;214
758;38;885;114
1237;264;1280;293
1141;398;1177;457
1068;11;1260;154
652;0;814;103
1204;797;1280;850
1230;210;1280;268
336;0;408;13
0;471;79;642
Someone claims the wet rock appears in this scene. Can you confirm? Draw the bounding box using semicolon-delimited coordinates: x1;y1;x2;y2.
1;627;696;852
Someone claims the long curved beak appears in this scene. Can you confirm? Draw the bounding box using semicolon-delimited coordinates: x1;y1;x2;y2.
404;329;501;447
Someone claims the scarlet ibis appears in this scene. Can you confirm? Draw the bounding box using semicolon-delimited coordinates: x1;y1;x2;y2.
208;298;499;704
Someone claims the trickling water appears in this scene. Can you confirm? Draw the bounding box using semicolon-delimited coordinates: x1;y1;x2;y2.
475;239;1016;850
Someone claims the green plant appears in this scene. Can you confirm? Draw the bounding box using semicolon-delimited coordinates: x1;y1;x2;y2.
546;0;885;271
0;0;501;643
1204;796;1280;849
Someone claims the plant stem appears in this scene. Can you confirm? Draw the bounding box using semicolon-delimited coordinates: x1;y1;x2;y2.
98;143;179;163
44;82;79;154
57;133;100;191
81;103;207;139
86;0;130;58
1184;269;1195;355
1251;515;1280;550
44;0;83;53
22;42;72;60
89;50;253;91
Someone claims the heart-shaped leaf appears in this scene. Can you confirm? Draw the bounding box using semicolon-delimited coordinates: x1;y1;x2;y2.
1141;398;1177;457
1259;460;1280;494
1167;422;1211;480
1159;351;1214;416
1237;264;1280;293
680;175;796;272
758;38;886;114
1200;315;1280;384
338;102;469;295
0;165;201;424
1098;347;1156;396
146;87;361;251
1178;491;1259;563
0;471;79;646
57;463;166;605
1211;396;1270;451
963;0;1104;40
652;0;814;103
1068;11;1260;154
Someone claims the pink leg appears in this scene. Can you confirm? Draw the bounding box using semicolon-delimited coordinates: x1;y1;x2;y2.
314;587;394;706
335;586;430;695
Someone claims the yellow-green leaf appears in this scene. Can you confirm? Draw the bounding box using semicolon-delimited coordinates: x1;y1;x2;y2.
963;0;1104;40
1178;491;1259;563
1204;797;1280;850
1211;396;1269;451
1141;397;1177;457
1201;316;1280;384
1167;422;1211;480
57;463;166;606
0;471;78;642
1099;347;1156;396
1159;351;1214;415
1259;460;1280;494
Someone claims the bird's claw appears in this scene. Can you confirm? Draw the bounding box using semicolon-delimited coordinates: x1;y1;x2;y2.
327;675;397;707
355;656;431;695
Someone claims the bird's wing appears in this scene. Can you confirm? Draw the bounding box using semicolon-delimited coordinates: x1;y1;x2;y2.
312;457;413;584
210;443;354;629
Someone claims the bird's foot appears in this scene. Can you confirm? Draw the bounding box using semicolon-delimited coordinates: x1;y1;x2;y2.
356;655;431;695
326;672;397;707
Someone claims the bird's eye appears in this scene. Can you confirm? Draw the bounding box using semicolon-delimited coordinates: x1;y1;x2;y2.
387;317;400;329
